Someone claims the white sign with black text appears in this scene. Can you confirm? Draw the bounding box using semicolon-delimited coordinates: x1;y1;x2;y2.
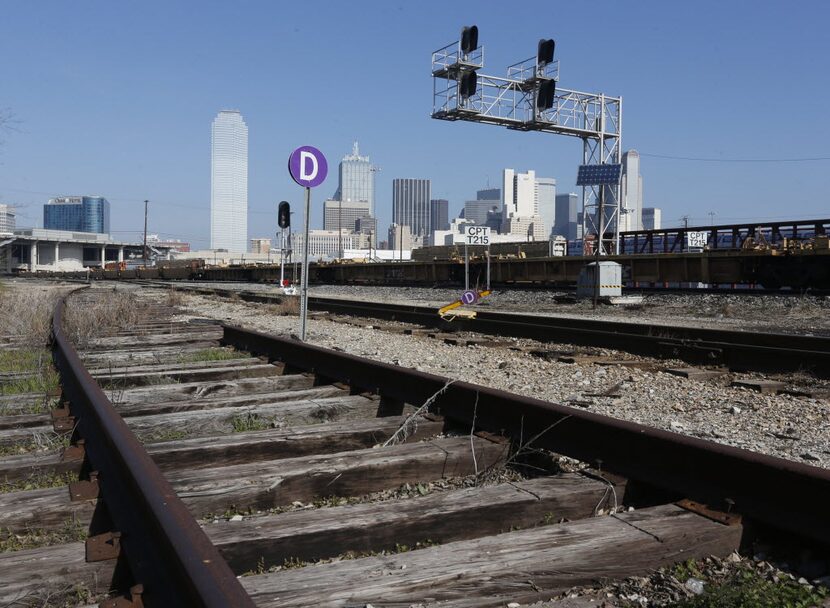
686;231;708;249
465;225;491;246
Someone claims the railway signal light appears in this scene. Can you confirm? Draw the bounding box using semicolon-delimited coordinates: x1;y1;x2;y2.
459;71;477;101
537;79;556;111
537;38;555;68
460;25;478;55
278;201;291;229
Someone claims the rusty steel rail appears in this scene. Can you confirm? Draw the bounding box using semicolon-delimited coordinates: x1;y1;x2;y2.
128;282;830;375
223;323;830;546
52;297;256;607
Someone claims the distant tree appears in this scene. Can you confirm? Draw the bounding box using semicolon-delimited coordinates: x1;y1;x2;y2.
0;108;18;147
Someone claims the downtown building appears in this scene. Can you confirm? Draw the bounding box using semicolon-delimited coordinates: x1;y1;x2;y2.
293;230;368;260
210;110;248;252
0;204;16;234
43;196;110;234
642;207;662;230
323;199;371;232
430;199;449;232
500;169;551;241
392;178;431;239
553;193;580;241
333;142;375;217
619;150;643;233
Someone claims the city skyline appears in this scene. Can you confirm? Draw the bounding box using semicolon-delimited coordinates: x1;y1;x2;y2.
2;2;829;248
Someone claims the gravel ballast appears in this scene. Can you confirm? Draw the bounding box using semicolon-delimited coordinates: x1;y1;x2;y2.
167;289;830;470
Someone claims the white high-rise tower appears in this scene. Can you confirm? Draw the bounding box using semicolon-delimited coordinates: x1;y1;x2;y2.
211;110;248;251
620;150;643;233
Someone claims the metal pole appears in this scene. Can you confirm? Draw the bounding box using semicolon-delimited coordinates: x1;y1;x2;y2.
486;244;490;290
279;228;285;288
143;199;148;267
338;199;342;259
593;187;603;310
464;241;469;291
300;187;311;341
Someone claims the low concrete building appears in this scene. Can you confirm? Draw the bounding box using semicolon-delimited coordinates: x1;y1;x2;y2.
1;228;150;272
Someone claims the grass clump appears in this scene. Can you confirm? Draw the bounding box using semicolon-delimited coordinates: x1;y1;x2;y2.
231;412;273;433
0;366;60;395
671;561;828;608
0;348;51;373
0;287;60;346
0;396;55;416
265;297;300;316
177;347;241;363
63;287;154;346
142;429;187;443
0;520;87;553
1;471;76;494
0;431;70;457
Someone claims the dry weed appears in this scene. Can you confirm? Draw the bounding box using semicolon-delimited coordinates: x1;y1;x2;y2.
63;287;154;346
166;286;185;307
0;287;61;346
264;297;300;316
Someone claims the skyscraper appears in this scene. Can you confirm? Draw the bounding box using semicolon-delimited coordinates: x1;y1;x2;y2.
43;196;110;234
0;204;15;234
430;199;449;232
536;177;557;237
211;110;248;251
642;207;662;230
463;199;500;226
620;150;643;233
392;179;431;237
501;169;547;240
554;193;579;240
333;142;374;217
476;188;500;201
323;199;371;232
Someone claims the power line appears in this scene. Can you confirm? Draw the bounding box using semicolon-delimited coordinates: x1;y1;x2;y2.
640;152;830;163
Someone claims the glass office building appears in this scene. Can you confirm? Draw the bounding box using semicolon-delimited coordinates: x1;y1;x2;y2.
43;196;110;234
392;178;431;237
211;110;248;252
333;142;374;217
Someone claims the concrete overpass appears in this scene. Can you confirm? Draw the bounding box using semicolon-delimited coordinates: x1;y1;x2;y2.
0;229;171;273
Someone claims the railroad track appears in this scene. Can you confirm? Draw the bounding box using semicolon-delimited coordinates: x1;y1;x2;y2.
136;281;830;376
1;287;829;606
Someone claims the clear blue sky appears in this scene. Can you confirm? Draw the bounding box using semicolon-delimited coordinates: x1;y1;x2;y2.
2;1;829;248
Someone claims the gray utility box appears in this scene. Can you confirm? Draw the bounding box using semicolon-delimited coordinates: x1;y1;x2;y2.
576;261;622;298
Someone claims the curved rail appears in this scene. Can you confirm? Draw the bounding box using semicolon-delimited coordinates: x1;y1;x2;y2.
52;296;255;607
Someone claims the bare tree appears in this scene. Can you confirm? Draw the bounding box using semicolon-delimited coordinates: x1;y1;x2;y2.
0;107;19;147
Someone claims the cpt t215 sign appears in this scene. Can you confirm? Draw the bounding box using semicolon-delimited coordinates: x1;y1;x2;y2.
465;225;491;245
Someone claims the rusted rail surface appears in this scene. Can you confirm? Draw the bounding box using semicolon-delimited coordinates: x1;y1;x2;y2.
52;296;255;607
223;323;830;546
146;282;830;375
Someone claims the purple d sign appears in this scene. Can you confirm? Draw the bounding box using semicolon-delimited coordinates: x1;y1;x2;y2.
288;146;328;188
461;290;479;305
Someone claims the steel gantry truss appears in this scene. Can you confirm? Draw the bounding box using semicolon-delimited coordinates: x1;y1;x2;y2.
431;32;623;254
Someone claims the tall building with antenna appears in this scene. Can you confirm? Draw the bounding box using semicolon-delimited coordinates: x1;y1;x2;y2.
210;110;248;251
333;142;375;217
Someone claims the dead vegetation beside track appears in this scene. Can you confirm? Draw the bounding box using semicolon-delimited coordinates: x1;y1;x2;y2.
0;284;61;346
63;287;155;345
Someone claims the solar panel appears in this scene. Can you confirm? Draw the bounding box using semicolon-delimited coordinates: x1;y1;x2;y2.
576;164;622;186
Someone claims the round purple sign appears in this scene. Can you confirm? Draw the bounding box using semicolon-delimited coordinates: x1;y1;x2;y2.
461;290;478;305
288;146;328;188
